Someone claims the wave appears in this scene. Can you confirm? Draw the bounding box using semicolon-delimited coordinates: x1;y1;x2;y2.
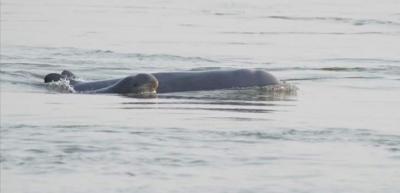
320;58;400;64
222;31;400;36
269;65;400;72
0;62;58;68
2;46;218;63
0;70;47;88
121;100;278;107
267;65;400;83
0;69;43;78
204;128;400;153
282;76;383;82
0;69;76;92
269;64;400;76
265;15;400;26
120;106;274;113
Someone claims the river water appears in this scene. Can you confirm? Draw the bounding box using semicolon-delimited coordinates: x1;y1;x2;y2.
1;0;400;192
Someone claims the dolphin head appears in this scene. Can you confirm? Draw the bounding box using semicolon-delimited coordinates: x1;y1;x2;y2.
113;73;159;94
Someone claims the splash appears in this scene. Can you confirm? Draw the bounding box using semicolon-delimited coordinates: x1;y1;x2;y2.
260;82;298;93
226;83;298;101
45;79;76;93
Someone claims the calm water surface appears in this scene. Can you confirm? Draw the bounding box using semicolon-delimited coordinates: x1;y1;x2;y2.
1;0;400;193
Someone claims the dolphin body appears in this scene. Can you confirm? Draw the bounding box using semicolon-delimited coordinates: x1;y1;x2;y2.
45;69;281;94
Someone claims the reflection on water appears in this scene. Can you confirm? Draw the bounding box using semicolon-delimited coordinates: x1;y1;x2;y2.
157;84;298;101
116;84;297;113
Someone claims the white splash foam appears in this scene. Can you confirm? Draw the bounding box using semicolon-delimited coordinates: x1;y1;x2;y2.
46;79;76;93
261;82;299;93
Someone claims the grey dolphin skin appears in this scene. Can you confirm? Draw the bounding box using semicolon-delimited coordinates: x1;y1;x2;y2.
44;72;158;94
45;69;280;94
83;74;158;94
154;69;280;93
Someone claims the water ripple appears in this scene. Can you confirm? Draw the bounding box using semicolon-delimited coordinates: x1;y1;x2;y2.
206;128;400;153
222;31;400;36
265;15;400;26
